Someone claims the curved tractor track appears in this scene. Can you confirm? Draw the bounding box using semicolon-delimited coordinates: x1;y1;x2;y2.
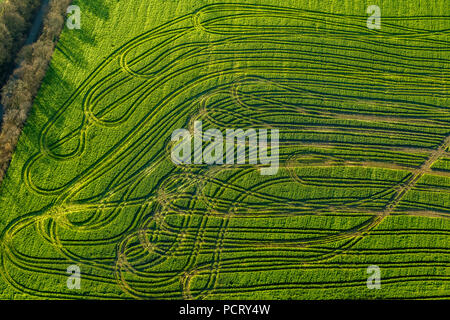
0;3;449;299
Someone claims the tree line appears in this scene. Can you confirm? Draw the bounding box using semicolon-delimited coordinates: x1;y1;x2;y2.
0;0;42;85
0;0;72;184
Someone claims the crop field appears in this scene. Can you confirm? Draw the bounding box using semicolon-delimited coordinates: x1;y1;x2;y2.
0;0;448;299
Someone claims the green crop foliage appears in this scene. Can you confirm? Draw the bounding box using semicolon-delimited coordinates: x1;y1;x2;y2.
0;0;448;299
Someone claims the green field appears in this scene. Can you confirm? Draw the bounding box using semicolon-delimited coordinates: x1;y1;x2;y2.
0;0;449;299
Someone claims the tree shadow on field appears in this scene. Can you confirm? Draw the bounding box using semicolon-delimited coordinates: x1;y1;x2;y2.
80;0;111;21
25;62;74;136
56;39;89;69
56;11;100;70
57;0;116;69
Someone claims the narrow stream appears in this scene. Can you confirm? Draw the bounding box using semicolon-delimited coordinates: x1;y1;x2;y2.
0;0;50;126
25;0;50;46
